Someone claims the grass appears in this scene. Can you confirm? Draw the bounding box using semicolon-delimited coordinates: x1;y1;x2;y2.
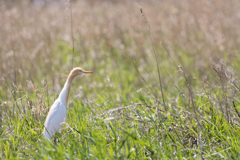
1;0;240;159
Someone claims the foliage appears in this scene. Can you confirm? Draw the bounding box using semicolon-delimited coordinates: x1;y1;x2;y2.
1;0;240;159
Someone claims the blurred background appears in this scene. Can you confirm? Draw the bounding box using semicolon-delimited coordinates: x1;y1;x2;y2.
2;0;240;97
1;0;240;113
1;0;240;110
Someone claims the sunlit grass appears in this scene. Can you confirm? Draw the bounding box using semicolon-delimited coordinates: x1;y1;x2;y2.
1;0;240;159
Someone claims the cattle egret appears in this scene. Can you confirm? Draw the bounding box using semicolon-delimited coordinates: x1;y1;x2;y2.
43;67;93;139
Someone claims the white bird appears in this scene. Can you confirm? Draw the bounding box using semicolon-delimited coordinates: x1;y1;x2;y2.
43;67;93;139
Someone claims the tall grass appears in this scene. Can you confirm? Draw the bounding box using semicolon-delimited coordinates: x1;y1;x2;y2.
1;0;240;159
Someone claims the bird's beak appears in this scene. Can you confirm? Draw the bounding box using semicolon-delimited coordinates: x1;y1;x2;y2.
83;71;93;74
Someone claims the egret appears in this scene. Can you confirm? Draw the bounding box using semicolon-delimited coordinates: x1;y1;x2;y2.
43;67;93;139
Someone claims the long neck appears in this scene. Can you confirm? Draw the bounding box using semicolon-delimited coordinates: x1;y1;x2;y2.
58;72;76;106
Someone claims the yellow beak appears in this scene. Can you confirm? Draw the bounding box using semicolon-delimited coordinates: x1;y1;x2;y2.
83;71;93;74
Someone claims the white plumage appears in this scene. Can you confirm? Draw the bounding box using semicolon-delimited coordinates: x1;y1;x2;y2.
43;100;66;139
43;67;92;139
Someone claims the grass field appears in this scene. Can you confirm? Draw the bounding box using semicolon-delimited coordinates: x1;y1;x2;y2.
1;0;240;159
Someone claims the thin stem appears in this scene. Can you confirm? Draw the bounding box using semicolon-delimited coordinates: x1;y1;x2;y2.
70;0;74;70
139;7;167;111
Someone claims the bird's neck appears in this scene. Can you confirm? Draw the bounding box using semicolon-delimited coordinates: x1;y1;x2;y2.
58;72;76;107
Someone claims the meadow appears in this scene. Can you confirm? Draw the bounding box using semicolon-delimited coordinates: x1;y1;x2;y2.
1;0;240;159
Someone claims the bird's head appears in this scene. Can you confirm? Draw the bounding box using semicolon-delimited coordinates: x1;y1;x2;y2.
71;67;93;76
68;67;93;82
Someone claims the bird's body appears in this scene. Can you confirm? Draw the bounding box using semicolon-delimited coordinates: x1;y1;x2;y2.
43;99;66;139
43;67;92;139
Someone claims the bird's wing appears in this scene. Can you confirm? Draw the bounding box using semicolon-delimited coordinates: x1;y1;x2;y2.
43;100;66;137
44;100;61;127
